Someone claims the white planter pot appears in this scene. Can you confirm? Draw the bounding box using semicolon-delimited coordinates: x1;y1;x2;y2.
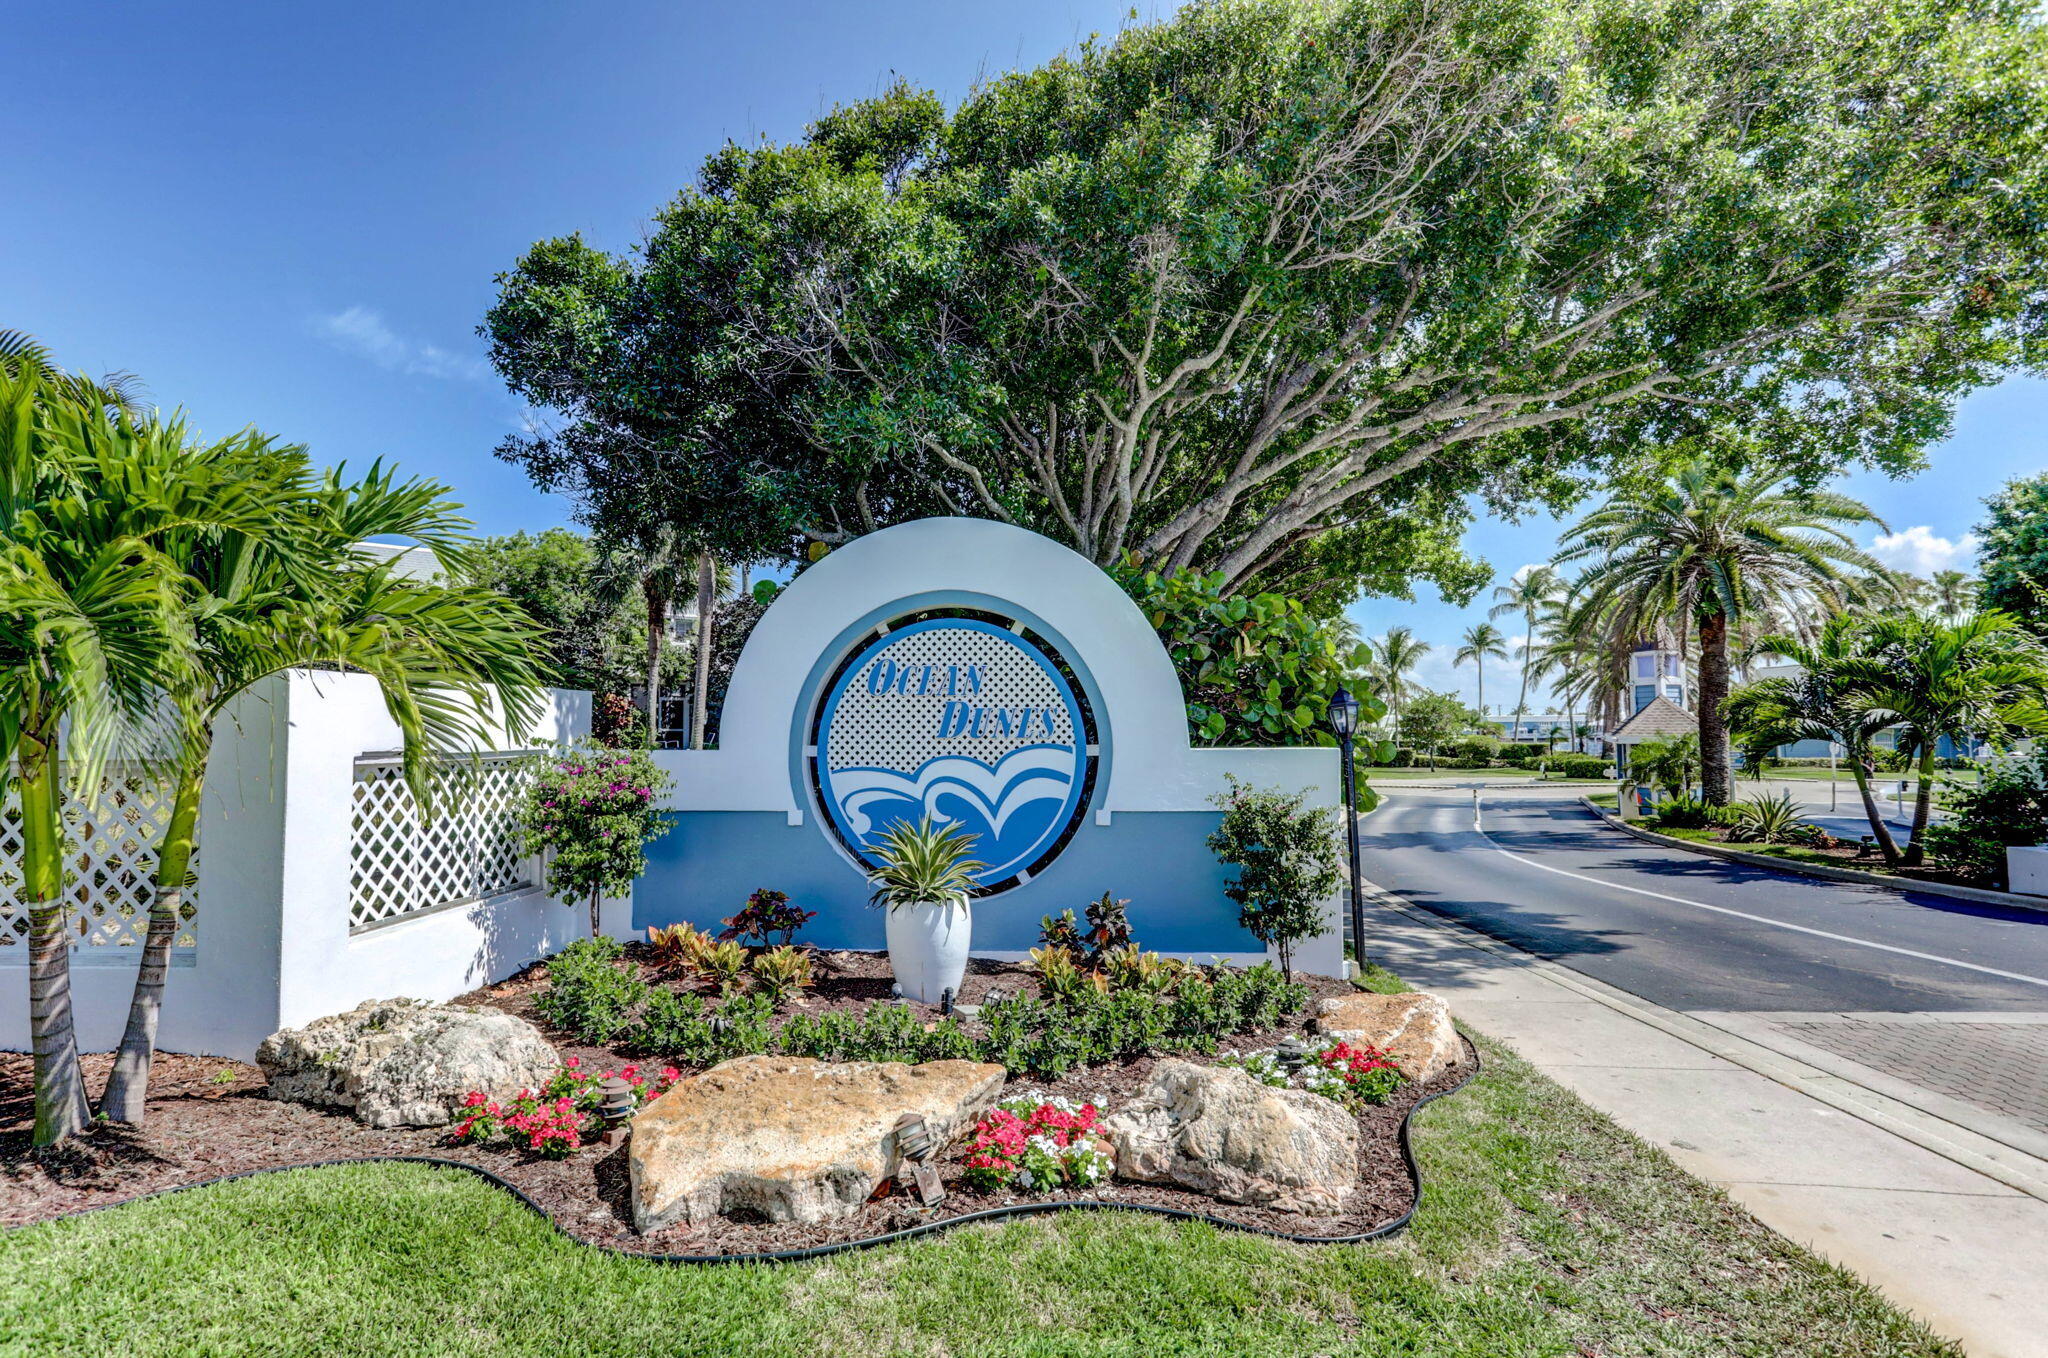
884;895;972;1005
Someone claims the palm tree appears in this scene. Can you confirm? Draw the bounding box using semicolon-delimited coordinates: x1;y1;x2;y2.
1453;622;1509;715
1931;570;1978;620
98;464;547;1124
1851;612;2048;864
1558;461;1887;804
1630;732;1701;794
0;368;302;1144
1726;616;1906;865
1370;626;1432;724
1489;566;1561;741
0;328;146;417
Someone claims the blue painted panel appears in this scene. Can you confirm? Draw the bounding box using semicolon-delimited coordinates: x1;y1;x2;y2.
634;809;1258;955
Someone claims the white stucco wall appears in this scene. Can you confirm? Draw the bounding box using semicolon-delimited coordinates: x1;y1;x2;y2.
0;671;592;1061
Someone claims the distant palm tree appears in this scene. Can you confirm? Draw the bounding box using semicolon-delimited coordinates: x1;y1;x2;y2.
1371;626;1432;724
1489;566;1561;741
1454;622;1509;715
1930;570;1978;619
1559;461;1887;803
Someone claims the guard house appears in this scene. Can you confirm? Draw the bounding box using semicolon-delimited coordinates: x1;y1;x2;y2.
1605;696;1698;781
1626;638;1687;714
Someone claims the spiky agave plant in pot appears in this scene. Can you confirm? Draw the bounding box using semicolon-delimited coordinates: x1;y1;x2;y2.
868;817;985;1005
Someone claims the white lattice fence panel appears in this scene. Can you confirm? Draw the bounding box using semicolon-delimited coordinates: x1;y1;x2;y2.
0;767;195;951
350;753;537;930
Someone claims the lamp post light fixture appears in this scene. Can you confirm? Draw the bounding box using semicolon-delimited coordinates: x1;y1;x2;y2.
597;1074;637;1145
1274;1035;1311;1077
1327;687;1366;977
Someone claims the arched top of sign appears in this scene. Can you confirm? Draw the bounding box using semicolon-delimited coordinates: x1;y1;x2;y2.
809;612;1097;893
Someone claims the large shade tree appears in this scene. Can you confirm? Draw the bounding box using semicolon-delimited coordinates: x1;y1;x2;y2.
508;0;2048;605
1977;474;2048;634
1558;460;1888;803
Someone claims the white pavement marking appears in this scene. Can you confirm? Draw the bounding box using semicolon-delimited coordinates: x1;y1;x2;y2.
1468;799;2048;993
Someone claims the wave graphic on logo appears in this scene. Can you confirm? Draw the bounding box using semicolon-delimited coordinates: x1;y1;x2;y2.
831;744;1075;874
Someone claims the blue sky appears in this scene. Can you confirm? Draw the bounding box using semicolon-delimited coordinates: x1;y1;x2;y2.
5;2;2041;716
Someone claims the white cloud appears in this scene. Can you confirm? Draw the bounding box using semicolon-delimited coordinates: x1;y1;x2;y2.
311;306;489;382
1869;525;1980;576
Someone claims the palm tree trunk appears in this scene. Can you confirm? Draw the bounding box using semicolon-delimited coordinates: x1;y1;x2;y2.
641;574;667;735
21;731;90;1146
691;552;716;751
1697;611;1735;804
1903;742;1938;866
1475;662;1484;717
1846;752;1903;867
102;751;204;1124
1513;608;1533;739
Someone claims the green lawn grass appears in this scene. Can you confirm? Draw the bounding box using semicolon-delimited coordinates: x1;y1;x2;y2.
0;1007;1955;1357
1367;767;1615;783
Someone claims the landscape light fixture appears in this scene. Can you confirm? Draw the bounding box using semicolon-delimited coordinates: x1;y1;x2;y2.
597;1075;637;1145
1327;687;1366;977
892;1112;946;1207
1274;1035;1311;1077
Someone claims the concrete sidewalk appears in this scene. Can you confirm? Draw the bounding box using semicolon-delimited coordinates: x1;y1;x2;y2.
1365;889;2048;1358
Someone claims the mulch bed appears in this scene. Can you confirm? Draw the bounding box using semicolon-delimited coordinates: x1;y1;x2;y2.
0;951;1473;1254
1658;823;1993;890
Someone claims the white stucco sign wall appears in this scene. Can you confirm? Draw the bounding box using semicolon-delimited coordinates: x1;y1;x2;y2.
644;517;1345;973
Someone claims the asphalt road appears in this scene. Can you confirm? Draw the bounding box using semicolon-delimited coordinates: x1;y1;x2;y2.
1358;788;2048;1013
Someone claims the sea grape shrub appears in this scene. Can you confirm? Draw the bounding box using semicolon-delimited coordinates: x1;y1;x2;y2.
720;888;818;947
961;1095;1110;1194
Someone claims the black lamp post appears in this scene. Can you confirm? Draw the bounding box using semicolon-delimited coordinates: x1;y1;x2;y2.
1328;687;1365;976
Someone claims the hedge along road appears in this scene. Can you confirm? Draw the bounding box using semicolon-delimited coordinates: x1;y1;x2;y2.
1356;787;2048;1014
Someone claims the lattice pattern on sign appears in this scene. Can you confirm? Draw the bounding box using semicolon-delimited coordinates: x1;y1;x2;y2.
824;624;1076;771
349;752;537;931
0;767;196;951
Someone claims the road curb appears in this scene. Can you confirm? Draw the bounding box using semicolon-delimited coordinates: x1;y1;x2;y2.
1579;796;2048;916
1357;874;2048;1203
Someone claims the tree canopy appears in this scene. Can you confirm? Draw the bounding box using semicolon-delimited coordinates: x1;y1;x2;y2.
487;0;2048;609
1977;473;2048;632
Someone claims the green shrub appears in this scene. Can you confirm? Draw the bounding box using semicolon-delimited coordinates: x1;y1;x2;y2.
1445;734;1501;764
1923;749;2048;885
1114;559;1380;746
533;937;648;1045
1652;793;1739;830
1548;754;1609;779
532;948;1310;1080
1727;790;1806;844
1208;779;1342;980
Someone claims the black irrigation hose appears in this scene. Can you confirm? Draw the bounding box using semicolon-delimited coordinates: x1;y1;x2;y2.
27;1037;1480;1265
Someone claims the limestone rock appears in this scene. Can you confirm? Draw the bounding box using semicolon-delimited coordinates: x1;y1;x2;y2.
629;1055;1007;1233
255;998;559;1130
1314;990;1459;1083
1103;1059;1358;1215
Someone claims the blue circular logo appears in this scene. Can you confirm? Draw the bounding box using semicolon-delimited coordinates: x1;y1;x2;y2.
813;619;1088;888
